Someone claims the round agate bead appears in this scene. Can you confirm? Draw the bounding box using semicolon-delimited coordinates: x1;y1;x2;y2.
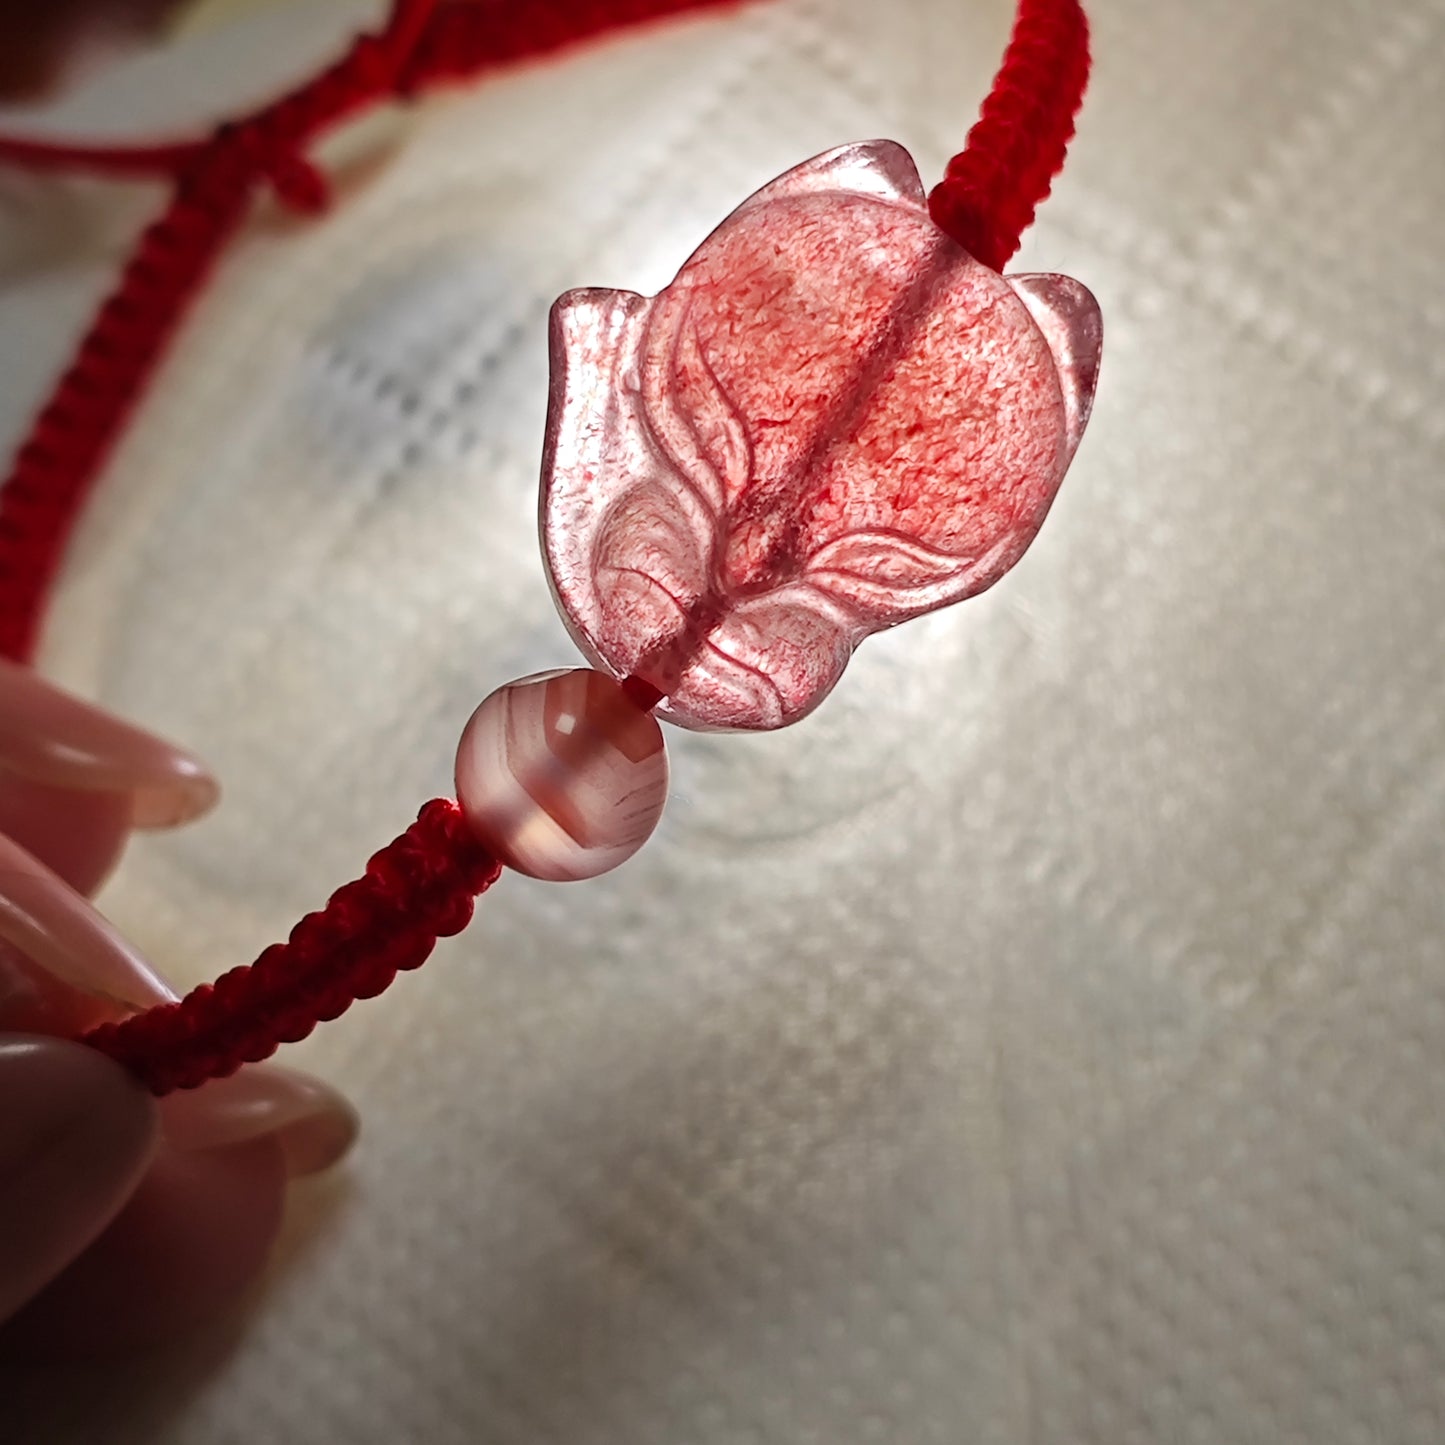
454;668;668;881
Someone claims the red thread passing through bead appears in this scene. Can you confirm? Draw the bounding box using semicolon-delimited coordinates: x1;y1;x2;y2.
0;0;1090;1092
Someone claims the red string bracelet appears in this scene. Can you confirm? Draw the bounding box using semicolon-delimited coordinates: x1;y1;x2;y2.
0;0;1095;1094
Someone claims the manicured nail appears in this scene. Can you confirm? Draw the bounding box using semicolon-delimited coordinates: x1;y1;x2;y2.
159;1064;359;1177
0;831;175;1034
0;658;219;831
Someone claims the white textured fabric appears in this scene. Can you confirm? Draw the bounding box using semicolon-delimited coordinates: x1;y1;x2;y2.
2;0;1444;1439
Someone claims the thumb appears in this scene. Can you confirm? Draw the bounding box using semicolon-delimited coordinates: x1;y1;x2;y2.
0;1036;158;1322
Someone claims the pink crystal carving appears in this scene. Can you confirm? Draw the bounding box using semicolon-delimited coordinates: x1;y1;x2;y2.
542;141;1102;732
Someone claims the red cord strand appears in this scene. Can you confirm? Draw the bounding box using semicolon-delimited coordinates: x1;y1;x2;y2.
82;801;501;1093
928;0;1090;270
0;0;1090;1093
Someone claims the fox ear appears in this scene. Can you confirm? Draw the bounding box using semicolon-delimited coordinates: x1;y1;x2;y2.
1010;274;1103;459
548;287;648;374
738;140;926;213
543;286;650;520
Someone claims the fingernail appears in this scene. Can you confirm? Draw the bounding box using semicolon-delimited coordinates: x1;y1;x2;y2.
0;1035;159;1322
159;1064;359;1177
0;831;176;1032
0;658;219;832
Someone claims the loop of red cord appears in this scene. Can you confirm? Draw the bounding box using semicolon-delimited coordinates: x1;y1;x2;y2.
0;0;1089;1094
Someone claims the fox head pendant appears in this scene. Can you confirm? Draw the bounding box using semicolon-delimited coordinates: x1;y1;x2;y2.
542;141;1101;732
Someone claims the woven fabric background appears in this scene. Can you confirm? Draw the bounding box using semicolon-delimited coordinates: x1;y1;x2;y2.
2;0;1443;1439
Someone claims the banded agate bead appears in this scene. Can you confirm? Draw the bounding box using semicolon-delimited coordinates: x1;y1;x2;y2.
454;668;668;881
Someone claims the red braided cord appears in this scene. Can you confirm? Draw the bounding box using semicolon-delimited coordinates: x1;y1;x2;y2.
928;0;1090;271
0;0;1089;1093
83;801;501;1093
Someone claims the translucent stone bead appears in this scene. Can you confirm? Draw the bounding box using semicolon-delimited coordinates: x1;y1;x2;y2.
454;668;668;882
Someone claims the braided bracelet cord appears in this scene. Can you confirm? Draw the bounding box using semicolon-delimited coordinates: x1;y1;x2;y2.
0;0;1091;1094
83;800;501;1094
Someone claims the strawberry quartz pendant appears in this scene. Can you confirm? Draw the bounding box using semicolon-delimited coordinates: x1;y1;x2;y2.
542;141;1102;732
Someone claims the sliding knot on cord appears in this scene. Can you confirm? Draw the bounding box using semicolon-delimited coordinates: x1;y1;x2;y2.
0;121;344;210
199;120;331;214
